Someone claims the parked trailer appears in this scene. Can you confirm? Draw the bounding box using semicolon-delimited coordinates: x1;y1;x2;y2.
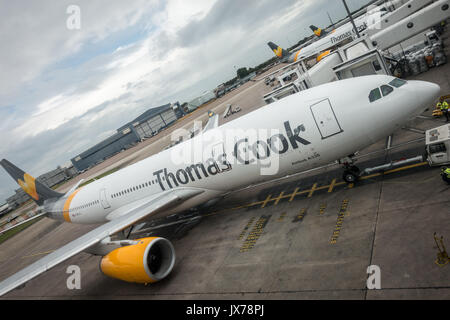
425;124;450;166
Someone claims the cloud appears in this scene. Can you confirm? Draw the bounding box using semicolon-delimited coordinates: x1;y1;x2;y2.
0;0;373;203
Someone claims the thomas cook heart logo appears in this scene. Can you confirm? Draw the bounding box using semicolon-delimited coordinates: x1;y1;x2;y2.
273;46;283;57
18;173;39;201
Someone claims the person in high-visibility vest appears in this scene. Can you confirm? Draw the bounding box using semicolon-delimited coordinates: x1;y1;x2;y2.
437;98;449;122
440;167;450;184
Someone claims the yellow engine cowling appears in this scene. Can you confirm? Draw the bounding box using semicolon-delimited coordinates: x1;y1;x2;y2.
100;237;175;284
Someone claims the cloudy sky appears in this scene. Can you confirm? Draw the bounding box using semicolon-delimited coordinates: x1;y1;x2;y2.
0;0;372;203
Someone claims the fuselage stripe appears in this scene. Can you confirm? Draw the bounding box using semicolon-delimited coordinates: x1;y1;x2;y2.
63;189;81;222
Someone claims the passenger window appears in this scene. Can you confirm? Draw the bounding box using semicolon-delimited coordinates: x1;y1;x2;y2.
369;88;382;102
389;78;407;88
381;85;393;96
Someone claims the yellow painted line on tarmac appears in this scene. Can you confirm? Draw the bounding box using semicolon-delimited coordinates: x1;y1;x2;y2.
261;194;273;208
315;184;330;192
277;212;287;222
358;172;382;180
328;179;336;193
383;161;427;174
289;187;300;202
307;183;317;198
319;203;327;215
205;160;428;216
240;215;270;253
292;208;307;222
273;191;285;205
359;162;427;181
330;199;349;244
238;217;255;240
22;250;55;259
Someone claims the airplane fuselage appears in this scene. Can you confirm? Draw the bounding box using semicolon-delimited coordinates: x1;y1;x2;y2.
289;19;369;62
45;75;439;225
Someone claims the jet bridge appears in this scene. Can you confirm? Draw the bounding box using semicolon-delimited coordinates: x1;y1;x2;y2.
370;0;450;51
332;37;393;79
263;53;341;104
263;0;448;104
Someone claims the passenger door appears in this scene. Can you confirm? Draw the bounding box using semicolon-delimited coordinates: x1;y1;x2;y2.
310;98;343;139
99;188;111;209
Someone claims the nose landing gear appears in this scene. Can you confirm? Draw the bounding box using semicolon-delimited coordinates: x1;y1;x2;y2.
343;165;361;183
339;155;361;184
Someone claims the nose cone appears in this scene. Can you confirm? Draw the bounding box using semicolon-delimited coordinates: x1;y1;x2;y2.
422;81;441;102
408;80;441;115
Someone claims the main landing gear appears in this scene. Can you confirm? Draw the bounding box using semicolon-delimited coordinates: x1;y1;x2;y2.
339;155;361;184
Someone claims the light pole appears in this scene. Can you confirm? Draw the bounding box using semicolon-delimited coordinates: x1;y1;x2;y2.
342;0;360;38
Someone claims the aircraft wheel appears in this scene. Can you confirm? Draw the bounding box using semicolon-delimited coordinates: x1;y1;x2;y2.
343;171;358;183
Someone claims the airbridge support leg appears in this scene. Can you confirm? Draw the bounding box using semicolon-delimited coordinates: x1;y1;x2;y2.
360;155;425;176
339;152;425;184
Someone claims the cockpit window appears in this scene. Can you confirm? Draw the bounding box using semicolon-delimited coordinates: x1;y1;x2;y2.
389;78;407;88
381;85;394;97
369;88;382;102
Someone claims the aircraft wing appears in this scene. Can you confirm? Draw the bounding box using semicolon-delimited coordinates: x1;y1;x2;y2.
0;188;204;296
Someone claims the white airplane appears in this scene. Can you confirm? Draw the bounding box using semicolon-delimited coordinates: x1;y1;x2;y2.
268;2;394;63
0;75;440;296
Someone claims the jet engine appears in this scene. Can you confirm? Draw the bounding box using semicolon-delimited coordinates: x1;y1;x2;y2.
100;237;175;284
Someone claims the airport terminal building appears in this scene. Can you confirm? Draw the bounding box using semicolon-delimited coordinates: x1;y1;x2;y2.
71;103;184;172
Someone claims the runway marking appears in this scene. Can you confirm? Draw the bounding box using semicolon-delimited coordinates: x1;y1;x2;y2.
205;161;428;217
358;162;428;181
261;194;272;208
383;161;428;174
319;203;327;215
292;208;307;223
240;215;271;253
273;192;285;205
330;199;349;245
308;183;318;198
22;250;55;259
289;187;300;202
238;217;256;240
277;212;287;222
328;179;337;193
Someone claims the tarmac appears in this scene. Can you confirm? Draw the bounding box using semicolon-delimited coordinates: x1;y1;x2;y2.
0;30;449;299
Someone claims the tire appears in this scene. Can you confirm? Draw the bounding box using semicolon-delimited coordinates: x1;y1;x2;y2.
343;171;357;183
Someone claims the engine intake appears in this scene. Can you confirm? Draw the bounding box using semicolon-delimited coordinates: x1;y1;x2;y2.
100;237;175;284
